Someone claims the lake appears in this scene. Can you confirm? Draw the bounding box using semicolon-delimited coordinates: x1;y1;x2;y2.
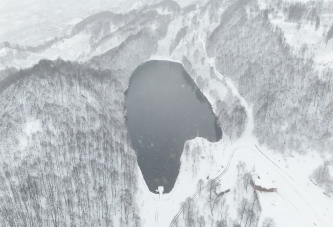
125;60;222;193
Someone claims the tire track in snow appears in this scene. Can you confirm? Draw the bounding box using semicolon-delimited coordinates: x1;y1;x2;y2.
254;145;330;226
169;146;243;227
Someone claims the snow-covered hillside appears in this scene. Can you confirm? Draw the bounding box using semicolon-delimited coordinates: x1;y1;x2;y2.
1;0;333;226
0;60;142;226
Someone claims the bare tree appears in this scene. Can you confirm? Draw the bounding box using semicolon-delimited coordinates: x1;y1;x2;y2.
183;197;195;227
262;217;276;227
208;180;219;200
197;179;204;195
311;161;333;195
237;198;249;224
311;161;332;186
198;215;205;227
243;172;252;192
216;219;227;227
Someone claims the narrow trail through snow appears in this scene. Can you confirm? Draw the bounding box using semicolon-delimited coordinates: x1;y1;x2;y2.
169;146;241;227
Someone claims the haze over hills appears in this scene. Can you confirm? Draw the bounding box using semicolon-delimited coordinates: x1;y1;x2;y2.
1;0;333;226
0;0;206;46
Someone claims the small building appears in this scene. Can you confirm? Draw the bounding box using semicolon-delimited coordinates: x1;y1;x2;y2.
158;186;164;199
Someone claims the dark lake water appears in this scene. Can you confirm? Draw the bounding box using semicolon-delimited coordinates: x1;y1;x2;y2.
125;60;222;193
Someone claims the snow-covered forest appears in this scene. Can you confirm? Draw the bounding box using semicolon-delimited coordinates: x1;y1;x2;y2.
1;0;333;226
0;60;140;226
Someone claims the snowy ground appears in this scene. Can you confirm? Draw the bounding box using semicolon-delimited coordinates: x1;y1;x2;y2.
137;122;333;227
1;0;333;226
137;6;333;223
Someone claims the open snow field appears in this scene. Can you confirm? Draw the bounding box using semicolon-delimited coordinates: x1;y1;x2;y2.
137;137;333;226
